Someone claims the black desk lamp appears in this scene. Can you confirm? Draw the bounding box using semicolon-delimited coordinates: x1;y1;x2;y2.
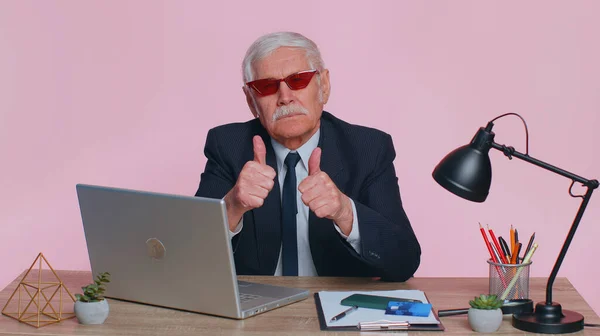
432;113;598;334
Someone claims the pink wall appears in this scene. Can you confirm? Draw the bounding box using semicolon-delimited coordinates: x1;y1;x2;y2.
1;1;598;315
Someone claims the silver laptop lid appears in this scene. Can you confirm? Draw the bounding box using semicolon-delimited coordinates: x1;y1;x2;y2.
76;184;243;318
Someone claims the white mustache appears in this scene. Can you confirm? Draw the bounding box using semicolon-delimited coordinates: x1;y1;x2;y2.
272;104;309;122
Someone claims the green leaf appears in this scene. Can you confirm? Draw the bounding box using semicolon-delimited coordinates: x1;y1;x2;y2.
76;271;111;302
469;294;502;310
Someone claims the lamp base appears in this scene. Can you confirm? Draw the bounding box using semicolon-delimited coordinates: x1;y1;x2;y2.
512;302;584;334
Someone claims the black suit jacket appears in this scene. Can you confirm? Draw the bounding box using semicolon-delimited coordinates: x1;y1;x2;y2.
195;111;421;281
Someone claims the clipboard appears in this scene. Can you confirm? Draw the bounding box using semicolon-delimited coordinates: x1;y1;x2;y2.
314;292;445;331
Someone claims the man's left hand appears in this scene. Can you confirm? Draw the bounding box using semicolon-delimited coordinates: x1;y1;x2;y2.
298;147;354;235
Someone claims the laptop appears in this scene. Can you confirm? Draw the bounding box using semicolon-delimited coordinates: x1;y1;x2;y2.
76;184;309;319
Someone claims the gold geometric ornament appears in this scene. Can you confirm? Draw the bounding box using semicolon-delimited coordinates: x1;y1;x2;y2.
2;253;76;328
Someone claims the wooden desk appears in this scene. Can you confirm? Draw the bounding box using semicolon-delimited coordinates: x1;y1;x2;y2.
1;270;598;335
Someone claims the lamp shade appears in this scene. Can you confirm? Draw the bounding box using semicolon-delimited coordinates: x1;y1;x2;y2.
432;126;495;202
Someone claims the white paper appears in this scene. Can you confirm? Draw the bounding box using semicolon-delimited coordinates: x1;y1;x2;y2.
318;290;440;328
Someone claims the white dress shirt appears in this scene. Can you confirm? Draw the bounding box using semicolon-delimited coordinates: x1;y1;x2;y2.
230;130;361;276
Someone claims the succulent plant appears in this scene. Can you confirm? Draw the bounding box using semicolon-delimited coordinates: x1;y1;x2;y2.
469;294;503;310
75;272;111;302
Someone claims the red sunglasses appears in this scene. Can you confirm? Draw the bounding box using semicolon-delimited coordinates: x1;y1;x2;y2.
246;70;319;97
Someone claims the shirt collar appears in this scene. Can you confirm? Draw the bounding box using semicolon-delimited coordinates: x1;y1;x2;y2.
270;129;321;172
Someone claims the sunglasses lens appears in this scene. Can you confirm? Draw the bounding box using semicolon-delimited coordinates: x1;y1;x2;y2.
247;70;318;96
285;71;317;90
250;79;279;96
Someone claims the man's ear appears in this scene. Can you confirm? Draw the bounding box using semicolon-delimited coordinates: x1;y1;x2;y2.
243;86;260;118
319;69;331;104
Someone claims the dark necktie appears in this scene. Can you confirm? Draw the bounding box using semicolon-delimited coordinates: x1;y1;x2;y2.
282;152;301;276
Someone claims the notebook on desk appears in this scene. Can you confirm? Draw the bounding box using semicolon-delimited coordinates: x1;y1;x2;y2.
314;290;445;331
76;184;309;320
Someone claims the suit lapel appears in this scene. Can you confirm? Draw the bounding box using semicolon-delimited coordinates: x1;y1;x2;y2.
252;131;282;274
317;116;345;189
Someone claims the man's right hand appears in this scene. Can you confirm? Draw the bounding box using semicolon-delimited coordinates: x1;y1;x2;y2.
224;135;276;231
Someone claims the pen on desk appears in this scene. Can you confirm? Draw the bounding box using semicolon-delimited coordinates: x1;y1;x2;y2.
330;305;358;322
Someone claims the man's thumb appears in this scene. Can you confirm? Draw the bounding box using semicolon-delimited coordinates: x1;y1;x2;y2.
308;147;322;175
253;135;267;165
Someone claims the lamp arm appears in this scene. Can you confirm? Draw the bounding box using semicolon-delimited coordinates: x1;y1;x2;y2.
490;142;597;187
542;187;594;304
490;141;599;305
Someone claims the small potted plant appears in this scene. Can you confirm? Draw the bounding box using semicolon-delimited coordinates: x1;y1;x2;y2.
74;272;111;325
467;294;503;332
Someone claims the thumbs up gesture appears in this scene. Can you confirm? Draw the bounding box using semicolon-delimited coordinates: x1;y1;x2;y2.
224;135;276;231
298;147;354;235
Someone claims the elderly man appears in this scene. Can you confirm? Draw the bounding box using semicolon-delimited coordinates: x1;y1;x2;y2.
195;32;420;281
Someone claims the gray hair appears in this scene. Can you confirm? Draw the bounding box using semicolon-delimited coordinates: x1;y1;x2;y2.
242;32;325;83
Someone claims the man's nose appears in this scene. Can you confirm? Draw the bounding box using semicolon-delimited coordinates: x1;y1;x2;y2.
277;81;295;106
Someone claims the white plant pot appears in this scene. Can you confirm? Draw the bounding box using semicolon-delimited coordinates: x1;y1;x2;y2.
74;299;109;325
468;307;502;332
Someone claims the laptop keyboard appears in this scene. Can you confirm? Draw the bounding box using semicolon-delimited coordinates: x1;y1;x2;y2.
239;293;260;303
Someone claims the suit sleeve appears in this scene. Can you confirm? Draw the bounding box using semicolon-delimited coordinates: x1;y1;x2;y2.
352;133;421;282
194;128;236;199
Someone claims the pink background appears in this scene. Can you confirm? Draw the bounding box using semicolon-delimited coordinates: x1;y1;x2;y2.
1;1;598;315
